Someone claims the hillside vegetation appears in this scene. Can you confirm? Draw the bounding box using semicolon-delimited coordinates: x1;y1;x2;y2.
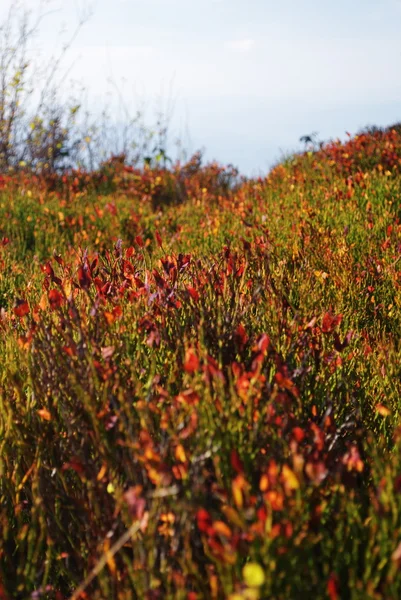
1;127;401;599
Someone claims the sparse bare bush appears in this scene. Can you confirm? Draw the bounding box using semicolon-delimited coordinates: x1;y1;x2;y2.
0;1;178;175
0;2;91;172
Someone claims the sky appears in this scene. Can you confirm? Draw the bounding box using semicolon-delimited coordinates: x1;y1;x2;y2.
2;0;401;176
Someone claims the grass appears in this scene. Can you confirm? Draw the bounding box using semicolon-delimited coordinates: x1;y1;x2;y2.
1;129;401;598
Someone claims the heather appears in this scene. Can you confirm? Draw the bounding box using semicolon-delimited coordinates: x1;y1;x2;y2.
1;128;401;599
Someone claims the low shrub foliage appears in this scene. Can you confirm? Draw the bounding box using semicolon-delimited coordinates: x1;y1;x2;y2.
1;130;401;598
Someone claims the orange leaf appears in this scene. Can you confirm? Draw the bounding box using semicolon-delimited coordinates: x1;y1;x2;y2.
37;408;51;421
104;538;117;575
97;464;107;481
175;444;187;463
213;520;232;538
38;293;48;311
376;403;391;417
259;474;269;492
104;311;115;325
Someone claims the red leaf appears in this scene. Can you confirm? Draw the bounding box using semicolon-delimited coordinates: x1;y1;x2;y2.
322;312;343;333
196;508;212;533
48;289;64;309
41;262;55;278
62;345;76;357
334;330;352;352
292;427;305;443
155;230;163;247
205;355;224;380
91;256;99;272
187;286;200;302
78;265;92;289
53;253;64;266
153;269;166;289
327;573;339;600
184;349;199;374
135;235;144;248
62;458;85;475
14;299;30;317
235;323;248;347
0;582;10;600
230;449;244;474
105;202;117;216
134;277;144;288
113;306;123;319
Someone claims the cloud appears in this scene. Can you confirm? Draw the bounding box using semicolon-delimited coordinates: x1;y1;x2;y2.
224;39;255;52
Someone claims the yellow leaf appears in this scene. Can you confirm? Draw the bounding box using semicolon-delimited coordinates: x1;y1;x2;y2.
175;444;187;463
232;477;244;509
314;270;329;280
62;279;72;298
282;464;299;491
243;562;265;587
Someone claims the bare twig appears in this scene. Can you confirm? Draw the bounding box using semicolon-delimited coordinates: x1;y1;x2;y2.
68;520;142;600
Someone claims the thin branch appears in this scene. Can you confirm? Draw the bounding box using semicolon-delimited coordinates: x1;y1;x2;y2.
68;520;142;600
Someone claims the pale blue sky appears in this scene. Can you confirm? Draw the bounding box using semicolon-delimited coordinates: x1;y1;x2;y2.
3;0;401;175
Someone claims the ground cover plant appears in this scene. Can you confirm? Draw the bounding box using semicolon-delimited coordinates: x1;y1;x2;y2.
1;126;401;599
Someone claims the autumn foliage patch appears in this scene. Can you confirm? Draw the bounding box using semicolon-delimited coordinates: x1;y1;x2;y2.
1;130;401;598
